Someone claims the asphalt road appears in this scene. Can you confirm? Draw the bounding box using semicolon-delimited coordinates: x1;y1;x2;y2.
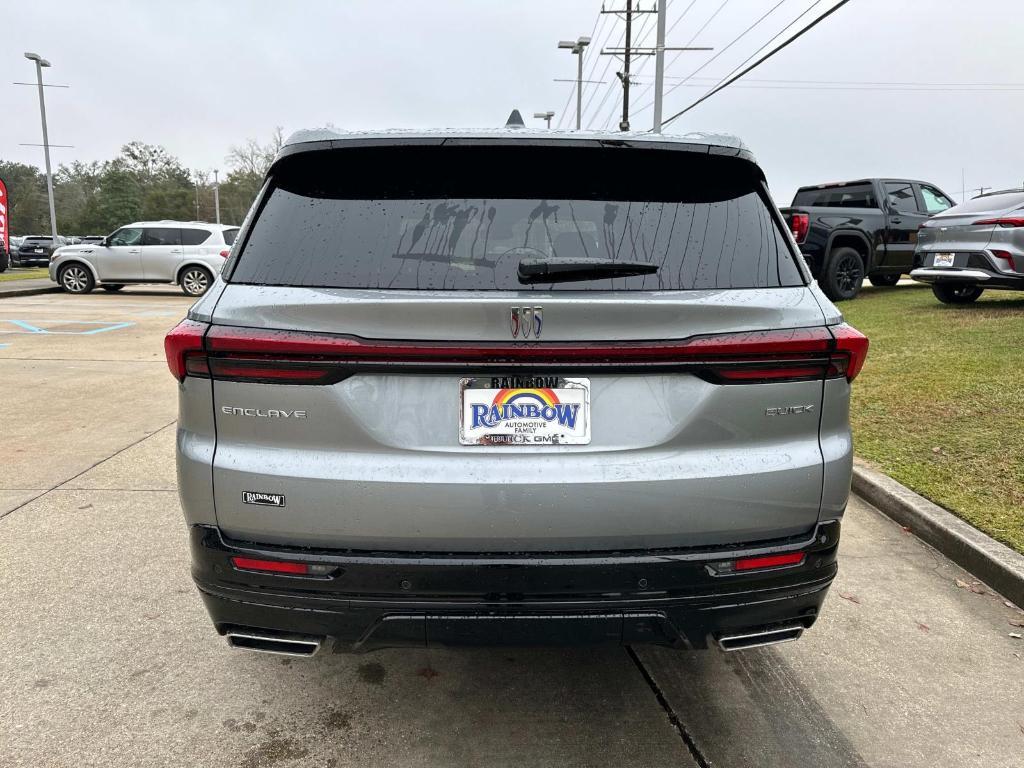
1;287;1022;768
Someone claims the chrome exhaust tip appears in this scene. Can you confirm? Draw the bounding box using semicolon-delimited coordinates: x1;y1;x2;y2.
225;631;322;657
716;624;804;652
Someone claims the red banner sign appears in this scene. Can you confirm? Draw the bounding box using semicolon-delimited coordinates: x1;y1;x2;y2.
0;176;8;257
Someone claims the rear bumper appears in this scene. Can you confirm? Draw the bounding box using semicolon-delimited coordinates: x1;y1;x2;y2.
17;254;50;266
911;267;1024;289
190;520;840;653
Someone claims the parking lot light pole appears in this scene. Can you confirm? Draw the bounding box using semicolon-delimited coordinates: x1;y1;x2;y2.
213;169;221;224
24;52;59;242
558;36;591;130
533;111;555;128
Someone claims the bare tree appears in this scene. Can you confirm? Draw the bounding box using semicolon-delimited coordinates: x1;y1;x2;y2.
225;127;284;177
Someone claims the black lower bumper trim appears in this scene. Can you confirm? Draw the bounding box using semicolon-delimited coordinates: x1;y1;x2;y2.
190;521;840;652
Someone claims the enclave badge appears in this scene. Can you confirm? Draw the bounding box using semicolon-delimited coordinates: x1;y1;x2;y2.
242;491;286;507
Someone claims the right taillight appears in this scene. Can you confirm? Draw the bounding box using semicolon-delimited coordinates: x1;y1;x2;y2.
829;324;869;382
972;217;1024;227
791;213;810;243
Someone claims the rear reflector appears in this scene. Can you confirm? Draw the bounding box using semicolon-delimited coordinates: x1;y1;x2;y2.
229;556;335;576
231;557;309;575
166;322;869;385
991;249;1016;271
735;552;806;571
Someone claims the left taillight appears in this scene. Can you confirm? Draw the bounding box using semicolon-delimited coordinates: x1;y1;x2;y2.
790;212;810;243
164;319;209;381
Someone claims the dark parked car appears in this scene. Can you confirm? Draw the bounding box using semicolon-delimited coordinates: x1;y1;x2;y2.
14;235;67;267
911;189;1024;303
780;178;956;300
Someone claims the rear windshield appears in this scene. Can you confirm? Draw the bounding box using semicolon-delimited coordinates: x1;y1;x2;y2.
230;146;803;291
25;237;53;243
792;184;877;209
945;191;1024;215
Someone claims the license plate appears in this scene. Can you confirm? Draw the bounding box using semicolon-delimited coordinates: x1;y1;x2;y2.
933;252;955;267
460;376;590;445
34;248;44;253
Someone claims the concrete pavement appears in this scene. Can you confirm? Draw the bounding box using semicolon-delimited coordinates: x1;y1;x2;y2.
1;289;1021;767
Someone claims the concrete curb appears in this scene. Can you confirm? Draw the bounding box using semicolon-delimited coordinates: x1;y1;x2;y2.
0;284;60;298
853;459;1024;608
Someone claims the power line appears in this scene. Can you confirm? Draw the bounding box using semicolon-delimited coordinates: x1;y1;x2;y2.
606;8;660;128
555;9;607;128
580;12;627;125
641;0;790;113
633;82;1024;92
660;0;853;128
629;0;731;112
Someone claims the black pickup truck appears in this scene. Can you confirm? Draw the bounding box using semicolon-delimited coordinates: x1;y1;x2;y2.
780;178;957;300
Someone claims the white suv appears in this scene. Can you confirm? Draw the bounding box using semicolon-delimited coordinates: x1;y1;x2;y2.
49;221;239;296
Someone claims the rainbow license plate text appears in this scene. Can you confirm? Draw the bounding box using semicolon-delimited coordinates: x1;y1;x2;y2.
459;376;591;446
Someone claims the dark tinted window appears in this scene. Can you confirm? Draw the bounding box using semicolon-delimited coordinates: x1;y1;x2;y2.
222;228;239;245
792;184;877;208
232;147;801;291
143;227;181;246
234;192;800;291
180;228;213;245
884;182;919;214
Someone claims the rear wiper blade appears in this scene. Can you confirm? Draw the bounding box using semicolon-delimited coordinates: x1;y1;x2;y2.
517;257;658;284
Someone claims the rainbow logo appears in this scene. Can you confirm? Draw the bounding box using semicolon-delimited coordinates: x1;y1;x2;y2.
470;388;580;429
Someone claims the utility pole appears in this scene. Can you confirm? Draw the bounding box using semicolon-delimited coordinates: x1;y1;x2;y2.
23;53;58;241
619;0;634;131
213;170;221;224
533;111;555;128
601;3;709;132
652;0;667;132
558;37;591;129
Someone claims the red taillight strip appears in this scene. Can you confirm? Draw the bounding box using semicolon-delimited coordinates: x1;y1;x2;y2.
166;322;868;385
972;217;1024;227
205;325;834;364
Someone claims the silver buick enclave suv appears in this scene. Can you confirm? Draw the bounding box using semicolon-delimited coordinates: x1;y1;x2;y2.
167;128;868;657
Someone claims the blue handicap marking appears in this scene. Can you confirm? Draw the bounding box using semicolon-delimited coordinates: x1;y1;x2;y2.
2;319;136;335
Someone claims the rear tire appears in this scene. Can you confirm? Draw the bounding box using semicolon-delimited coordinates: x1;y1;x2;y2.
58;263;95;294
101;284;125;292
179;266;213;297
868;274;900;287
932;283;983;304
819;247;864;301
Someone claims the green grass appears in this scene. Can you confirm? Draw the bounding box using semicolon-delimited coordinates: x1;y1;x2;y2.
842;283;1024;552
0;267;49;282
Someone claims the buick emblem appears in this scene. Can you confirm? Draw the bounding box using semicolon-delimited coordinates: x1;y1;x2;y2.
510;306;543;339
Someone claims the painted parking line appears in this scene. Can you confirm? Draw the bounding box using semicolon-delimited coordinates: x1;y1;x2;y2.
1;319;136;335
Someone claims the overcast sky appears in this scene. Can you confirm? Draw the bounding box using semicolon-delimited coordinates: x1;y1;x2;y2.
5;0;1024;204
